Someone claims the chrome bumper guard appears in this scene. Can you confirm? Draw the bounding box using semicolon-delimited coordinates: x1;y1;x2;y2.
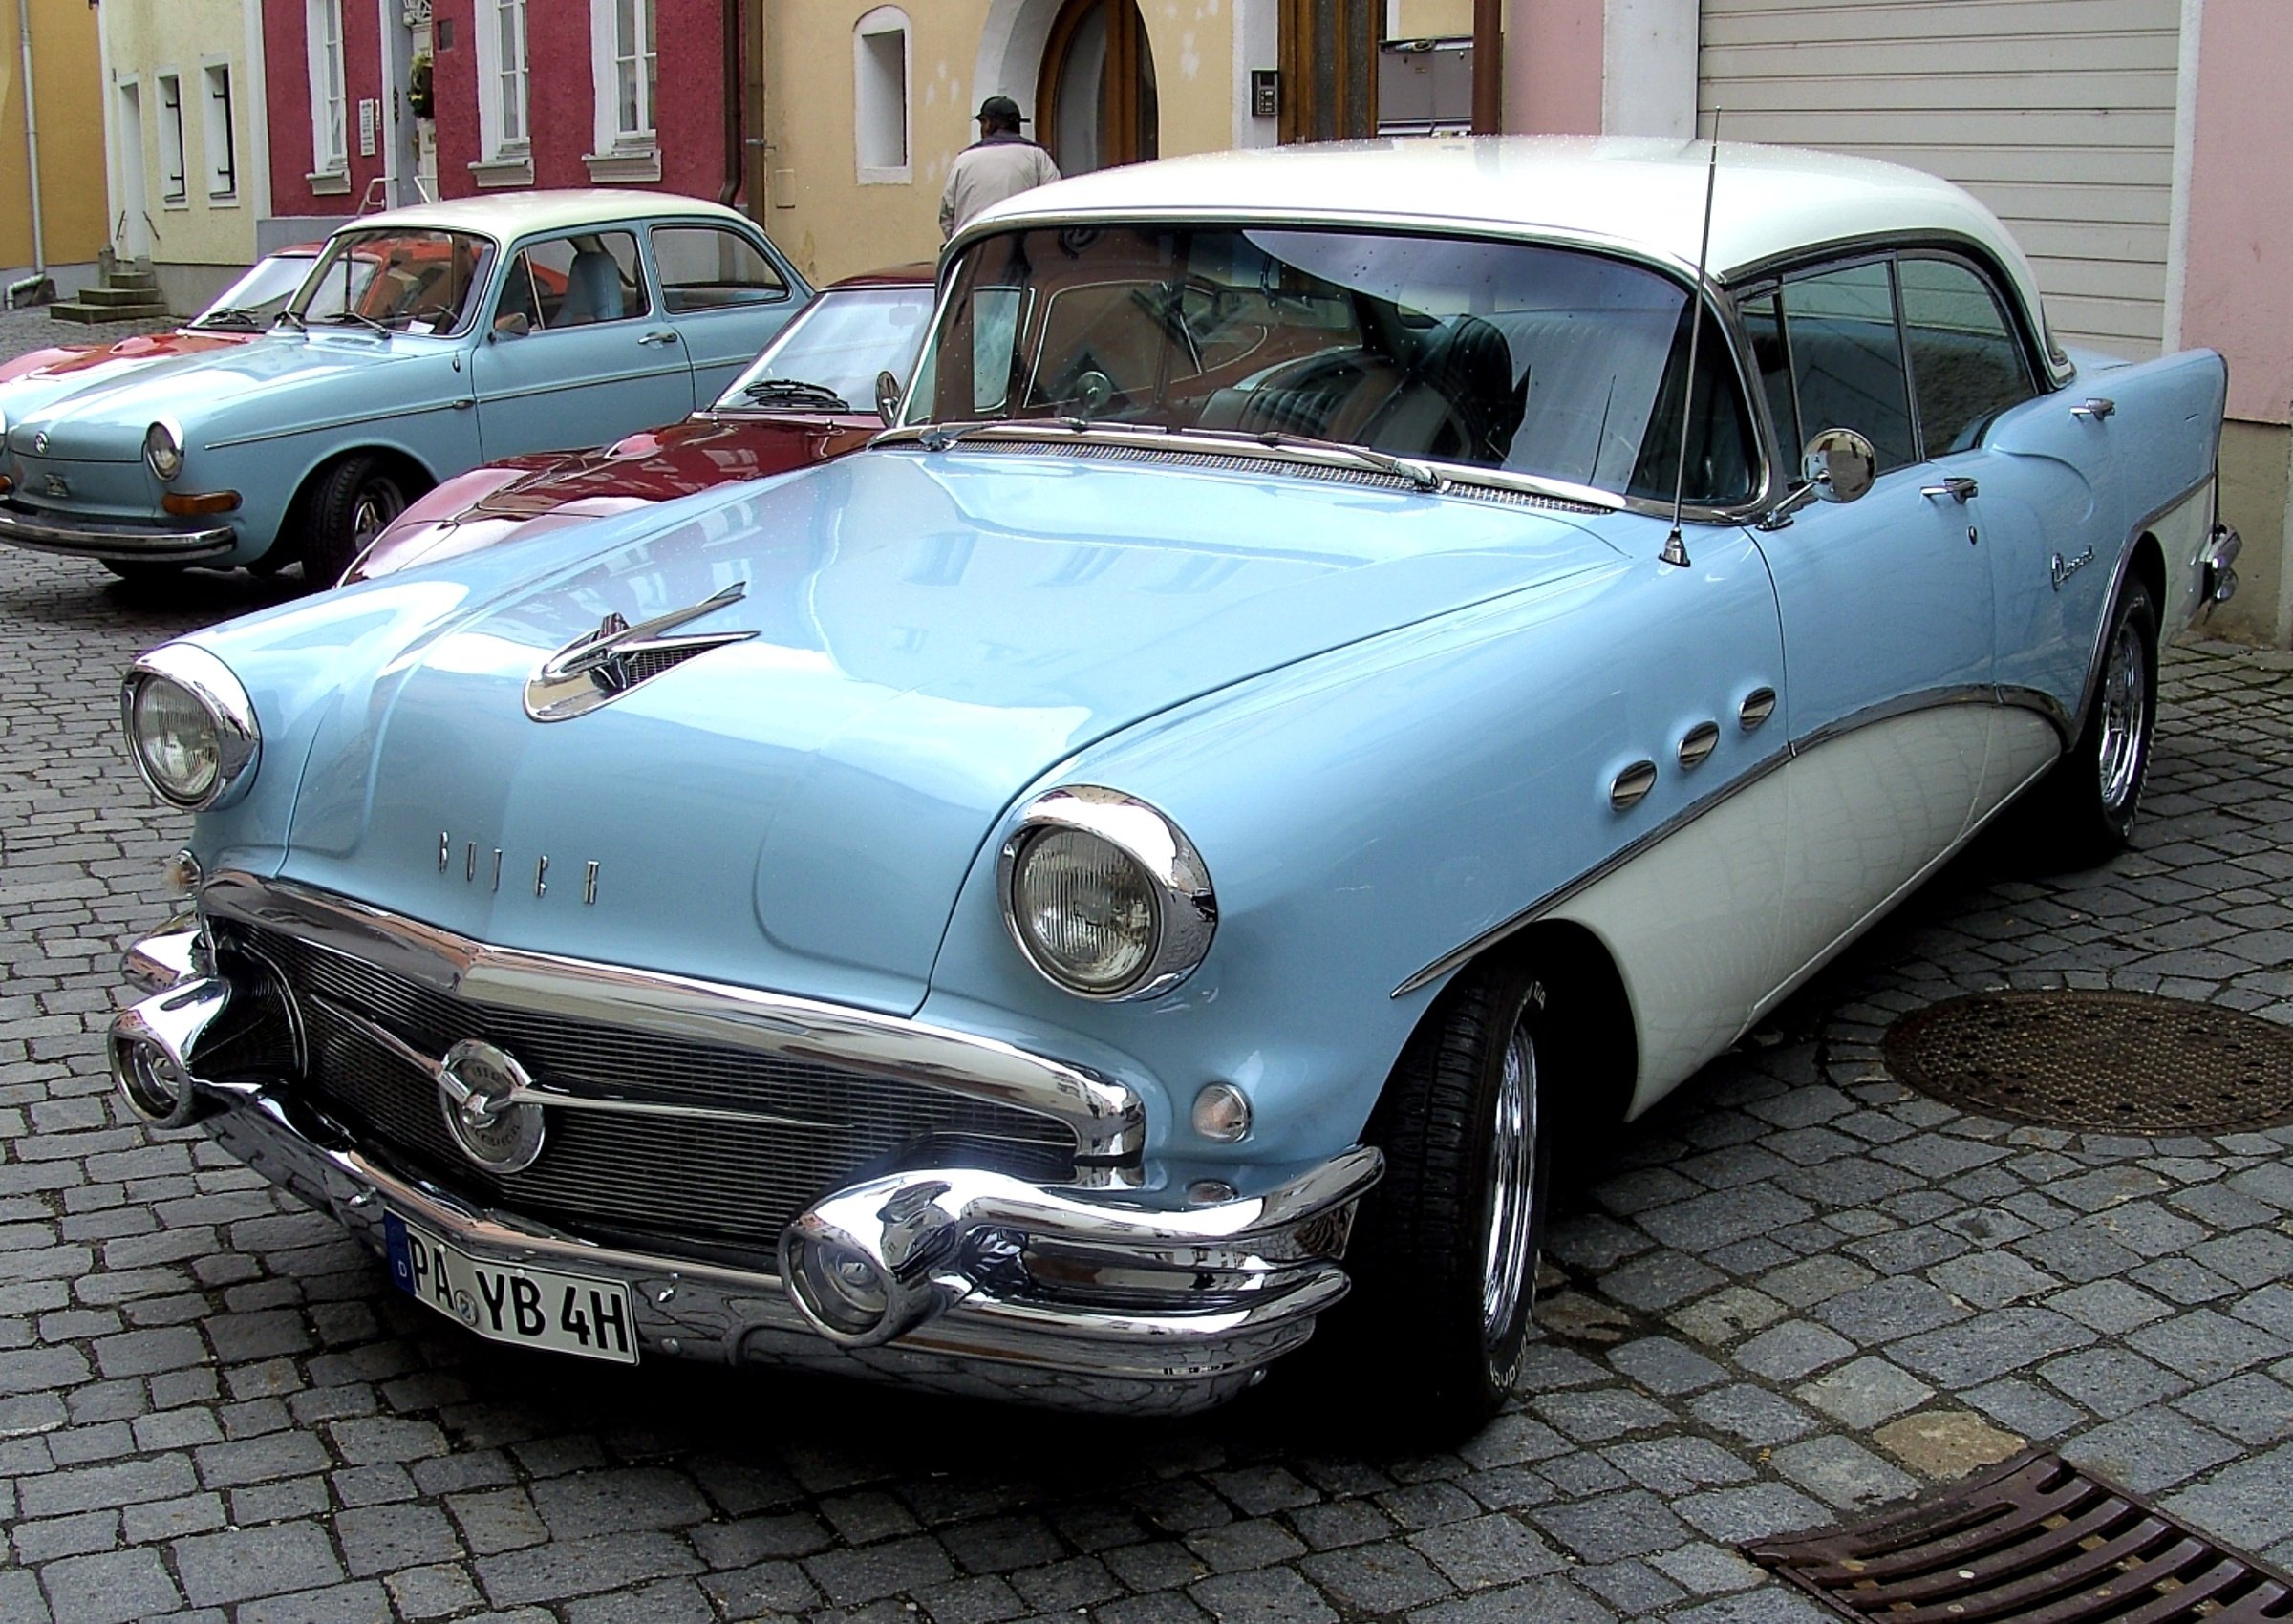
114;924;1382;1413
2200;523;2242;614
0;500;234;561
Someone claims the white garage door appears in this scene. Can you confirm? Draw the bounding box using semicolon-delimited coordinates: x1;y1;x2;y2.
1699;0;2182;358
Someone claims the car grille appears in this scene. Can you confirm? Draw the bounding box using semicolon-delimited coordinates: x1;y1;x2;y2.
225;922;1081;1258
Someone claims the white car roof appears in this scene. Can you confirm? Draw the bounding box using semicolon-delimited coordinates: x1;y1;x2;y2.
967;137;2057;359
342;189;755;243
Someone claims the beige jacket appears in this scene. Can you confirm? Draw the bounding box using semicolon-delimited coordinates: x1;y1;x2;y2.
940;136;1062;239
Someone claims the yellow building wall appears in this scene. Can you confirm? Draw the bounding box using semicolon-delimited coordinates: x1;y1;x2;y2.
761;0;1238;286
1389;0;1474;38
0;0;107;270
101;0;258;267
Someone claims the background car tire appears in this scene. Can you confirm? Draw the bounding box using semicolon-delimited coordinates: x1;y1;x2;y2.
298;455;413;586
2025;574;2159;867
1329;956;1555;1443
100;560;182;587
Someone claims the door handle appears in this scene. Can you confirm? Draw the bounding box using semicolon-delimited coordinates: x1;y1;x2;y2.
638;330;680;347
2070;396;2115;421
1920;476;1979;503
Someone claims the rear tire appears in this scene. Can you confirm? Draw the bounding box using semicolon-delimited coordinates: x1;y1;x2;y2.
298;455;413;586
2025;574;2158;867
1328;957;1554;1444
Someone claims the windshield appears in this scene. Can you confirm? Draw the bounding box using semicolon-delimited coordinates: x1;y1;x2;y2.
908;224;1756;502
288;229;496;335
189;253;321;331
717;286;936;413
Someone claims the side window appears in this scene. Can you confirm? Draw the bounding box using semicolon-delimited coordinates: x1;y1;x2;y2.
651;226;789;313
1779;260;1915;472
1738;288;1799;459
1898;257;2037;455
495;230;646;334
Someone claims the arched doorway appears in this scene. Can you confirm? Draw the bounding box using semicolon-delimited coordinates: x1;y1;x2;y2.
1037;0;1157;175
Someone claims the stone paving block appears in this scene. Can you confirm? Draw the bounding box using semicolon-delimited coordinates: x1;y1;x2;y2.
1406;1573;1618;1623
2039;1347;2195;1419
2157;1442;2293;1553
234;1582;393;1624
2045;1280;2175;1336
1530;1488;1689;1562
1795;1357;1934;1431
335;1501;461;1577
478;1530;706;1607
1189;1566;1339;1624
2130;1309;2293;1383
1889;1306;2096;1387
1686;1385;1819;1446
1299;1542;1454;1613
172;1520;347;1606
1768;1435;1922;1511
2171;1372;2293;1446
1733;1320;1856;1382
36;1545;182;1624
2068;1408;2243;1493
383;1563;483;1621
1671;1482;1832;1544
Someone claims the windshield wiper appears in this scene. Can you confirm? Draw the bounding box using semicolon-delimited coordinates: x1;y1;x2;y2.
274;308;307;331
313;310;390;336
191;307;268;331
1247;429;1444;492
739;377;850;410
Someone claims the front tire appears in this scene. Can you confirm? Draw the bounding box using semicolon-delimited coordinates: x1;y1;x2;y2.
2027;574;2158;866
1336;958;1554;1442
298;455;413;586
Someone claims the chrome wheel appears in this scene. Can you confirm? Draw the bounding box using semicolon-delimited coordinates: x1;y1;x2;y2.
350;481;403;551
1479;1021;1538;1347
2095;616;2148;812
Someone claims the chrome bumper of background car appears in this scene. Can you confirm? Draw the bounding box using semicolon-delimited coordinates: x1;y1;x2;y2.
114;923;1382;1413
0;500;234;561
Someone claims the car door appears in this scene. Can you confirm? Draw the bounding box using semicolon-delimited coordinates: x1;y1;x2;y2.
1892;252;2090;822
1742;257;1999;985
470;227;696;460
648;223;808;406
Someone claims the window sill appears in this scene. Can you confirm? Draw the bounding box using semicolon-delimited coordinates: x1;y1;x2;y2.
468;152;535;188
857;165;912;186
307;169;351;196
206;192;241;208
584;144;661;183
161;197;192;211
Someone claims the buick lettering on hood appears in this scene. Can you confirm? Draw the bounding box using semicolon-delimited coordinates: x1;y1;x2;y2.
110;139;2235;1439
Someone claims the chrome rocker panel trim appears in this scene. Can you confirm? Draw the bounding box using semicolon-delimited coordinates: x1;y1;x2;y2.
0;502;235;561
198;871;1146;1161
110;936;1381;1412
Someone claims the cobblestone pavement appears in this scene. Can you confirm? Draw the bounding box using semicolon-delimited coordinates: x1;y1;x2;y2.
5;531;2293;1624
0;307;179;356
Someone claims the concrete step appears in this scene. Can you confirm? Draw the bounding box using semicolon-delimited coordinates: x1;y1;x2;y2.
106;269;160;291
50;300;172;324
76;283;163;308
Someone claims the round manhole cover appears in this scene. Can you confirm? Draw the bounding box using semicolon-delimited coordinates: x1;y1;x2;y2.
1883;991;2293;1133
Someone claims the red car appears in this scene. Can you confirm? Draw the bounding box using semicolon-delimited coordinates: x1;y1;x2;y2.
0;247;322;391
345;265;935;582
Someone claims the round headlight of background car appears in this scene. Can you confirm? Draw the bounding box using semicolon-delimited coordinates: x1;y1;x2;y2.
143;419;184;482
119;644;260;810
998;786;1215;1000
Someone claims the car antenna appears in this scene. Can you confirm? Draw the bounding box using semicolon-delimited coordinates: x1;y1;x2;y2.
1662;117;1721;571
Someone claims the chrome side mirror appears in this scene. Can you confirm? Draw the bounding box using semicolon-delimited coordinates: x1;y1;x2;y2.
874;370;903;428
1803;427;1876;504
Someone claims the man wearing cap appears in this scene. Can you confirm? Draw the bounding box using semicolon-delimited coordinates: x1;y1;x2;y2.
940;96;1062;239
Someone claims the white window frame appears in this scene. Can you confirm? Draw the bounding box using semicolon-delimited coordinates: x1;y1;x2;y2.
201;59;238;202
590;0;656;149
852;7;911;184
156;72;188;204
472;0;533;186
306;0;347;181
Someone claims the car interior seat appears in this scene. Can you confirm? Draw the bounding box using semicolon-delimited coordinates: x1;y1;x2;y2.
557;246;627;328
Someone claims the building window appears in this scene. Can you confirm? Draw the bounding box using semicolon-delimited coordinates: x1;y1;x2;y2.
203;64;237;199
157;74;187;202
853;8;910;182
592;0;656;146
476;0;529;161
307;0;346;175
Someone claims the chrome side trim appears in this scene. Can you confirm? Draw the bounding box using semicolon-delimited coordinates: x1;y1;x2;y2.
199;872;1146;1161
0;502;234;560
1393;682;2035;998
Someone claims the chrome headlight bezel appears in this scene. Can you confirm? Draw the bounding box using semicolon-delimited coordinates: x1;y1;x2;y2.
119;644;261;811
143;418;185;482
997;785;1216;1001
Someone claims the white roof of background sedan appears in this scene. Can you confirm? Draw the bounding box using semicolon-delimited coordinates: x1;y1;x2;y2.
967;137;2053;343
343;189;756;243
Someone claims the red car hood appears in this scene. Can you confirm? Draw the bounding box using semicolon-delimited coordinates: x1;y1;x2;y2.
351;412;881;580
0;329;244;385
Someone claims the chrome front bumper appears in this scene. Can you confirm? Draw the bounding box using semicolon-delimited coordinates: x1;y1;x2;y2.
0;500;234;561
114;915;1382;1413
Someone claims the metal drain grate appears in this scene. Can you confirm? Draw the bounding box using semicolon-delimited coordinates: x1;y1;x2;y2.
1747;1452;2293;1623
1882;991;2293;1133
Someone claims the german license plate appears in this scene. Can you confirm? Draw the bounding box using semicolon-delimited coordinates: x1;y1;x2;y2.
383;1212;636;1364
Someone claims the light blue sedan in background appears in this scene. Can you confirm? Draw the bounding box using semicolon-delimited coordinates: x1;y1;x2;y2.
0;191;810;583
105;139;2237;1440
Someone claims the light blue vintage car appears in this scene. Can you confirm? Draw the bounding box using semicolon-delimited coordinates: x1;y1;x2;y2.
0;192;809;584
108;139;2236;1436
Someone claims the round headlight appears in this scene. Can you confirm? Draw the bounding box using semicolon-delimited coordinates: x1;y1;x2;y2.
998;786;1215;1000
143;420;184;482
120;645;260;810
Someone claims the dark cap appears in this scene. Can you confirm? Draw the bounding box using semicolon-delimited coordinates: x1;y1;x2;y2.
976;95;1027;124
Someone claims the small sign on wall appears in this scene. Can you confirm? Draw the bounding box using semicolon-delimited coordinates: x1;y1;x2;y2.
358;98;380;157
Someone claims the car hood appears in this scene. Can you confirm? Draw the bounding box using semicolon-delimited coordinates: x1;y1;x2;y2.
248;448;1623;1015
482;414;882;514
7;332;446;460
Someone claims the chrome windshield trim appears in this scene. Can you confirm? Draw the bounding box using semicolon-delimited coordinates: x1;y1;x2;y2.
198;871;1146;1160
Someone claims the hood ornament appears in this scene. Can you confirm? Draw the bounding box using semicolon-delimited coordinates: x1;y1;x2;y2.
525;581;757;721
